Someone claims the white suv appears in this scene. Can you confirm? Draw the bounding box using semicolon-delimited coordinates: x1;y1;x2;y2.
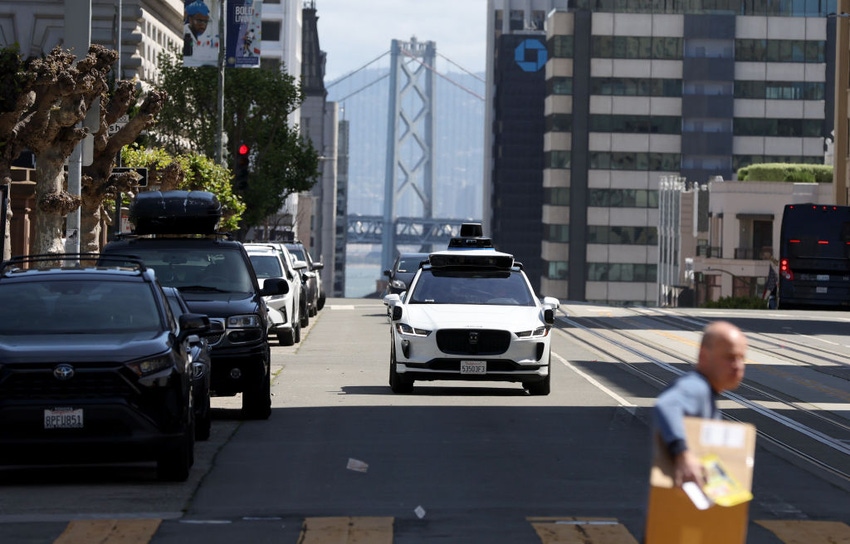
245;244;302;346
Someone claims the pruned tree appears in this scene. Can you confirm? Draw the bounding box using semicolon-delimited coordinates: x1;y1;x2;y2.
0;43;166;257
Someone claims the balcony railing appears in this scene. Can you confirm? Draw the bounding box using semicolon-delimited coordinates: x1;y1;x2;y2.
696;246;722;258
734;247;773;260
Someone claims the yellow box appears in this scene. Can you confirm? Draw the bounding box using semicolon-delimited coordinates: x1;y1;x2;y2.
644;417;756;544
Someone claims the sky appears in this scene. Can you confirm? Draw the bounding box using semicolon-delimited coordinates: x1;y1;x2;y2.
313;0;488;82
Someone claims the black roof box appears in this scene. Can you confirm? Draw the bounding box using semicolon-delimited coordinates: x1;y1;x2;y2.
130;190;222;235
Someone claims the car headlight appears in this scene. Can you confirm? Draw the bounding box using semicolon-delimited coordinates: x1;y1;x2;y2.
396;323;432;337
228;314;261;328
127;355;174;377
516;326;549;338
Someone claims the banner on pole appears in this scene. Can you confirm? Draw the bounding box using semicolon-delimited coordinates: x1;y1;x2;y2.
183;0;222;67
227;0;263;68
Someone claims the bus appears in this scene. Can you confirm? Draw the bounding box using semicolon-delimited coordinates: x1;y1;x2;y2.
777;203;850;310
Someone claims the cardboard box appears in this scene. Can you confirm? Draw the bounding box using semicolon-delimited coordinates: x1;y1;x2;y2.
644;417;756;544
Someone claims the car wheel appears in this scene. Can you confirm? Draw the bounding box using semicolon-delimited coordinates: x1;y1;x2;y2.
157;415;195;481
300;303;310;327
294;321;301;343
525;369;551;396
309;302;317;317
317;293;326;311
195;395;211;441
278;329;295;346
389;350;413;394
242;366;272;420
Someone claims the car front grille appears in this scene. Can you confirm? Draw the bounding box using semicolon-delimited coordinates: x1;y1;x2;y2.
436;329;511;355
0;364;136;400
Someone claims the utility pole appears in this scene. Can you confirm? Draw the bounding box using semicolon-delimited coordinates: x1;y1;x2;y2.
215;0;226;165
834;2;850;205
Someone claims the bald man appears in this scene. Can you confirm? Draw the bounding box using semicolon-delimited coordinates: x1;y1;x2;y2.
653;320;748;487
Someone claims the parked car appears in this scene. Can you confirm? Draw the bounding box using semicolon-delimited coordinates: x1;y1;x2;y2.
0;253;209;481
102;191;288;420
244;243;302;346
383;251;430;297
284;241;324;315
259;242;310;328
163;286;213;441
383;228;560;395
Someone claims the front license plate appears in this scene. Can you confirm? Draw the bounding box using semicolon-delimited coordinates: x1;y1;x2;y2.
816;286;828;294
44;408;83;429
460;360;486;375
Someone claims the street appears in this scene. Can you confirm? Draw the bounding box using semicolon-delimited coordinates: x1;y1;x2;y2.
0;299;849;543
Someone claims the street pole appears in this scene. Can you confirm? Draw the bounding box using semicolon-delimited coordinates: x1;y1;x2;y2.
834;3;850;205
215;0;226;165
65;0;92;254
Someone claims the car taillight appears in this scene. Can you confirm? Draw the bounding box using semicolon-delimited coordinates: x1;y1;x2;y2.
780;258;793;281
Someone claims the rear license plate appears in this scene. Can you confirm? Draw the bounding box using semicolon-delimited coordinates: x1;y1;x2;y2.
816;286;828;294
817;274;830;281
44;408;83;429
460;360;486;375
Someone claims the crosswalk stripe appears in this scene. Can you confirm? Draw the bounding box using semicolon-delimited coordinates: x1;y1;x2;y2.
756;520;850;543
53;519;161;544
298;516;394;544
528;517;639;544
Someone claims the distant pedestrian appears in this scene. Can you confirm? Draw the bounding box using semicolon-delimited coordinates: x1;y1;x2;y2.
652;320;747;487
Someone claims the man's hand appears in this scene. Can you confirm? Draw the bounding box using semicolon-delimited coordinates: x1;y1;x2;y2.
673;450;705;487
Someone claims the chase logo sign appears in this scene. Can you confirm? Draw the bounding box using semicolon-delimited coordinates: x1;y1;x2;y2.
515;39;547;72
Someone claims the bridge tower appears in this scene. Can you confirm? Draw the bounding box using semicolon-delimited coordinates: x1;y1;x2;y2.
381;37;436;271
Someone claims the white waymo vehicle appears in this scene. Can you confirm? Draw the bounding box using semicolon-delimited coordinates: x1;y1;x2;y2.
383;227;560;395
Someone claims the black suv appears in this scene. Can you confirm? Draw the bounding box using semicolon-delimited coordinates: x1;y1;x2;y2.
0;254;208;481
102;191;288;420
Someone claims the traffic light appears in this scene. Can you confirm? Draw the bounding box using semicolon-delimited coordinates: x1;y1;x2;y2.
235;143;250;191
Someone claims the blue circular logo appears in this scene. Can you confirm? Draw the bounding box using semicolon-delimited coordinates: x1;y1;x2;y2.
515;39;547;72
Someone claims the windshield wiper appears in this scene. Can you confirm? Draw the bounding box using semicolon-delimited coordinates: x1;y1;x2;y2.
178;285;229;293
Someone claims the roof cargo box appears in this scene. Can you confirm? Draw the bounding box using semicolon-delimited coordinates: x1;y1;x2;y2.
130;190;221;235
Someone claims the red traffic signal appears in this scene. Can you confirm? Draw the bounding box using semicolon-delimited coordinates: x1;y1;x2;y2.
238;143;249;156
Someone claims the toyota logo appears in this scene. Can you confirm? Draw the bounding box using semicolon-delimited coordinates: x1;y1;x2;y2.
468;332;479;345
53;364;75;381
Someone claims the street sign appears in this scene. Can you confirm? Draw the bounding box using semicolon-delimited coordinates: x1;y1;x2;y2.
108;114;129;135
110;167;148;187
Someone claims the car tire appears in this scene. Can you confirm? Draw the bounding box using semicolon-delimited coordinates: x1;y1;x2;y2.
525;368;551;396
195;395;211;441
278;329;295;346
294;321;301;343
389;351;413;394
317;293;325;311
309;302;317;317
157;416;195;481
300;303;310;327
242;366;272;420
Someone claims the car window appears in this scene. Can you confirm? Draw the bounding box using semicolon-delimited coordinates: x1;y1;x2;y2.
118;248;254;293
249;254;283;279
408;270;534;306
397;257;425;273
0;280;162;334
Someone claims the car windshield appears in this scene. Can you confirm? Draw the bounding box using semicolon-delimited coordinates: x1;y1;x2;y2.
249;254;283;279
0;280;162;335
114;248;254;293
287;246;306;262
408;270;535;306
397;256;426;273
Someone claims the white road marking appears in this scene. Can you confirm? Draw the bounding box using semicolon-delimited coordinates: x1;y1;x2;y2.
552;352;636;410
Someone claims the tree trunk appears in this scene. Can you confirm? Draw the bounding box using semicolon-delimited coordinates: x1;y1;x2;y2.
80;194;102;254
32;150;78;255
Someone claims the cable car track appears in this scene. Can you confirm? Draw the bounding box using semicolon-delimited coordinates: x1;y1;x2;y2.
554;309;850;488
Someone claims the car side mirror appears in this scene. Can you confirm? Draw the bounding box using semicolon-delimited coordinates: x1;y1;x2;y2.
260;278;289;297
178;313;211;341
384;269;391;278
544;308;554;325
392;305;403;321
312;262;324;270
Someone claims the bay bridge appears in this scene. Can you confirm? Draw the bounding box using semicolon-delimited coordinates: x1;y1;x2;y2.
327;37;485;283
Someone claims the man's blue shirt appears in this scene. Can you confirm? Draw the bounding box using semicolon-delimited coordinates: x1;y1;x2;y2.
653;371;720;456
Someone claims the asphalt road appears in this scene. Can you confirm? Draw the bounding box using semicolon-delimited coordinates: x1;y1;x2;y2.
1;299;849;543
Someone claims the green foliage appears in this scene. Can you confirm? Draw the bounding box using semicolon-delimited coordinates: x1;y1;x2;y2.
122;145;245;232
151;49;319;232
701;296;768;309
736;163;833;184
0;44;26;113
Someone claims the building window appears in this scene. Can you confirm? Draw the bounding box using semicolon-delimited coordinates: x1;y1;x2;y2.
545;150;571;169
589;114;681;134
587;262;657;282
546;113;573;132
549;35;573;58
544;224;570;242
590;77;681;97
735;80;825;100
588;189;658;208
735;39;825;63
547;261;569;280
587;225;658;245
589;152;680;172
592;36;682;60
262;21;281;41
733;118;824;137
544;187;571;206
